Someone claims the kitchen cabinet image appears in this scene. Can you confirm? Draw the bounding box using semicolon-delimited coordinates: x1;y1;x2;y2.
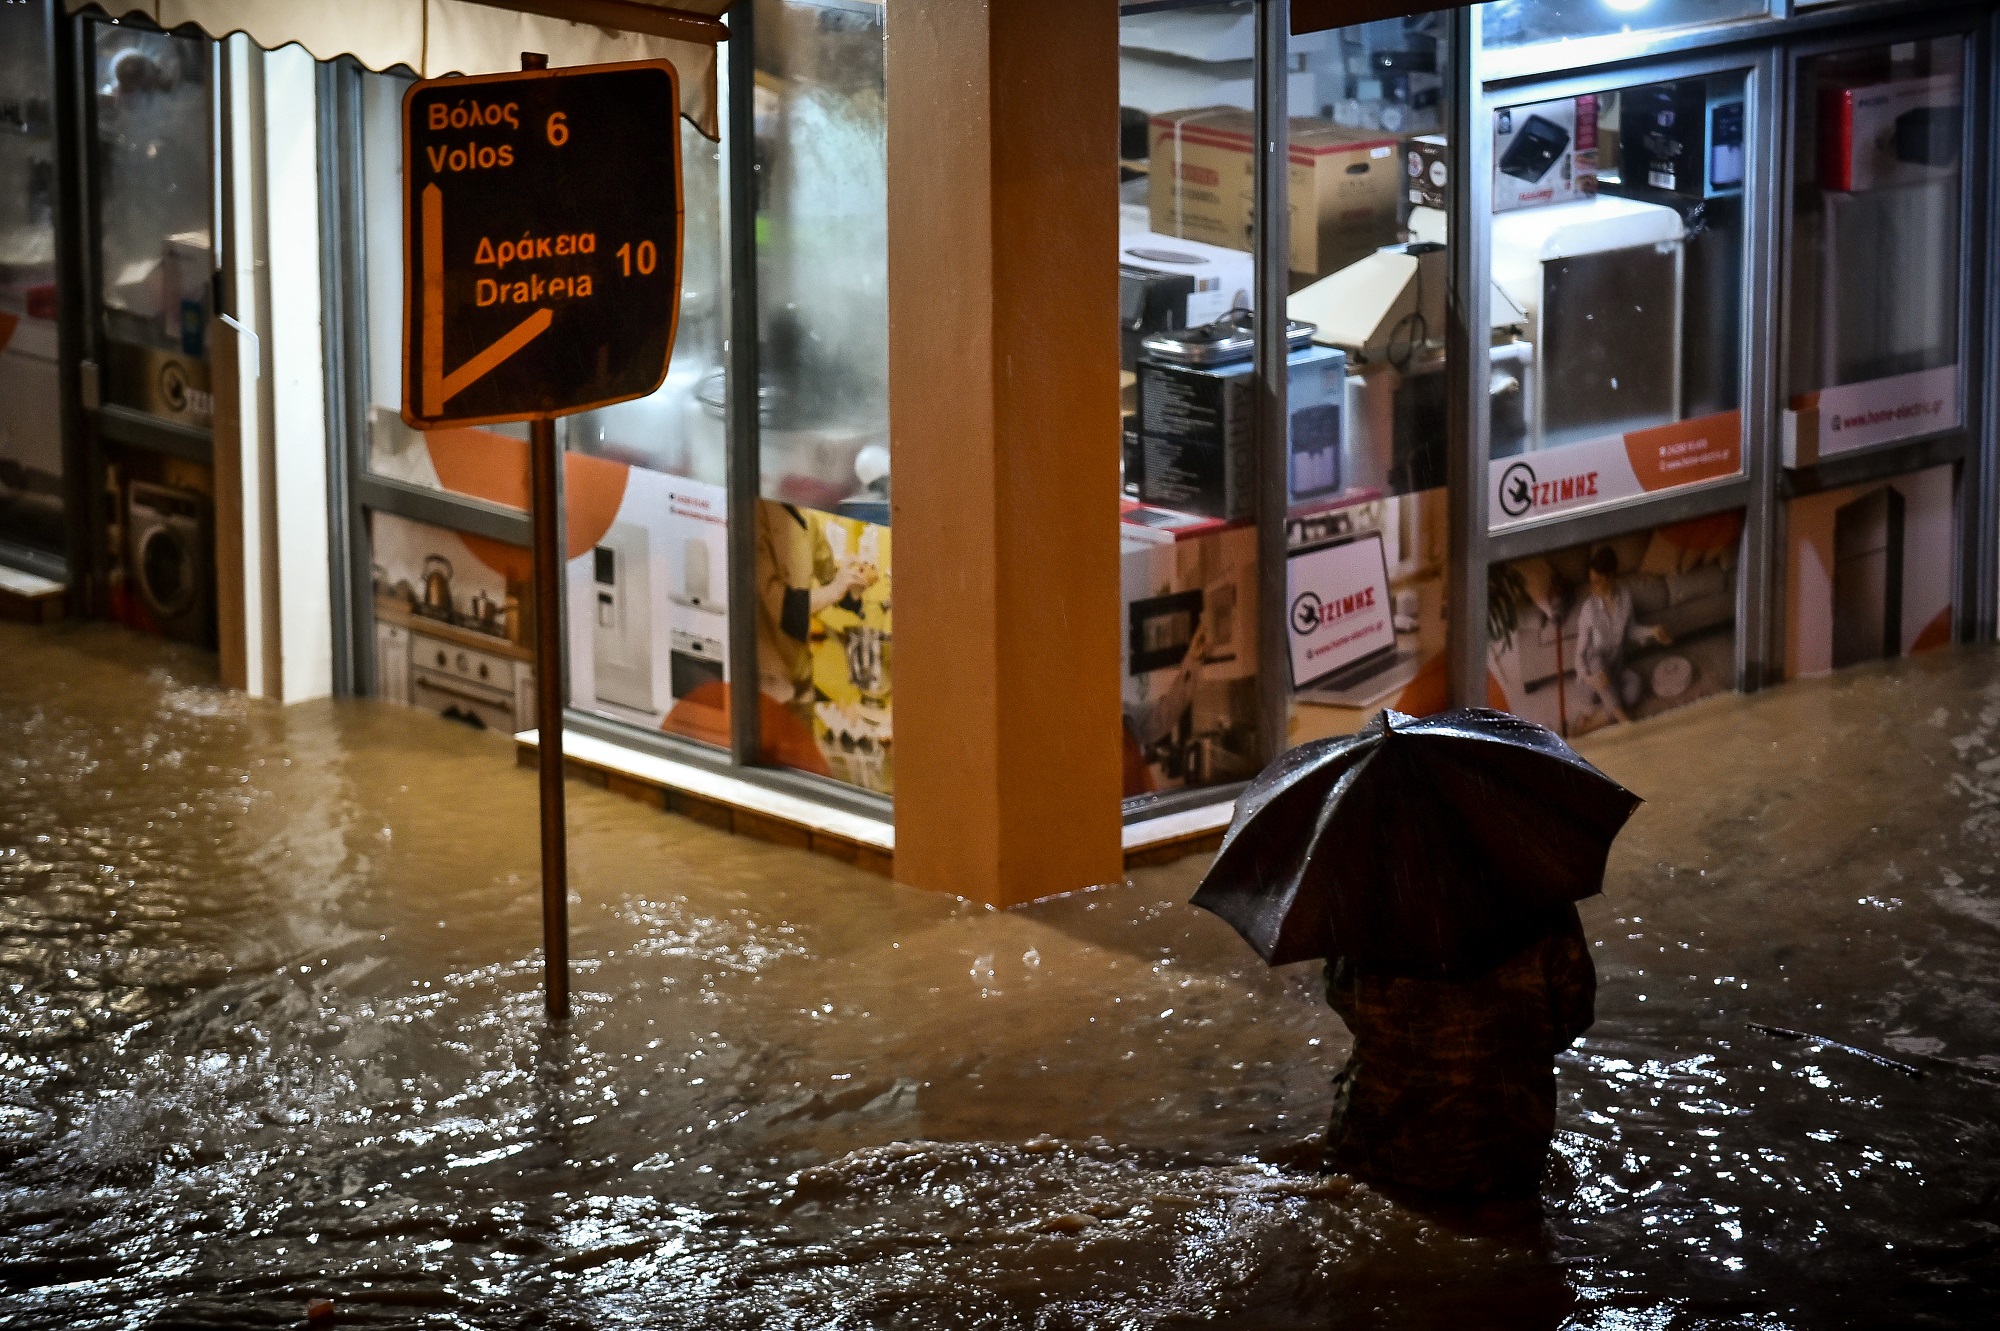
368;513;536;734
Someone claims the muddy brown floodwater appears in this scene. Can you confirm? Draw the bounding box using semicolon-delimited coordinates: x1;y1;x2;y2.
2;621;1998;1329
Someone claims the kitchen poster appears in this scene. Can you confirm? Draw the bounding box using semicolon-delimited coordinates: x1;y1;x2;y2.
1783;464;1954;679
565;468;733;746
369;510;539;734
1487;513;1742;739
755;500;893;796
1489;410;1742;529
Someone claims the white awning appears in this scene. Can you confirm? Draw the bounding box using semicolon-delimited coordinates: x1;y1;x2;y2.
69;0;731;137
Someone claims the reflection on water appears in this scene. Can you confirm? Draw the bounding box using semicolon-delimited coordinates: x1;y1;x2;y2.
2;622;1997;1327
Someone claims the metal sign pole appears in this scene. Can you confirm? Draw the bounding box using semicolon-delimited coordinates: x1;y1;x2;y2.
530;412;569;1021
403;47;683;1021
518;50;570;1022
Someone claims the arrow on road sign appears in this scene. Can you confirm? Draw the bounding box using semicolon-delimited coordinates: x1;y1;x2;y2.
419;183;552;418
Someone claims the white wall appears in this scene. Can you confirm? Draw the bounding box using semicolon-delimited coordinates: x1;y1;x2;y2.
219;37;332;704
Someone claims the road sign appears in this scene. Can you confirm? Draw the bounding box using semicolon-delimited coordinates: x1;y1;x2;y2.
401;60;684;429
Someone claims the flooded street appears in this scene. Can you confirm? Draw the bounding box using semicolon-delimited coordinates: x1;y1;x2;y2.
2;620;1997;1328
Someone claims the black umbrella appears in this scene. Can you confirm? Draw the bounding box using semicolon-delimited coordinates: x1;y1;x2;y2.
1190;707;1639;976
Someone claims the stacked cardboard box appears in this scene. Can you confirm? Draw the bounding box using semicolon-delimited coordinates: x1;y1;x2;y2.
1149;107;1402;280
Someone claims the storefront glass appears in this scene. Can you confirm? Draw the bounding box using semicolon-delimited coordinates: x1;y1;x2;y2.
1784;35;1966;468
1118;1;1264;798
1285;13;1454;745
92;23;213;430
1489;512;1742;738
752;0;893;797
349;58;736;756
1487;67;1750;530
1480;0;1768;51
0;1;64;556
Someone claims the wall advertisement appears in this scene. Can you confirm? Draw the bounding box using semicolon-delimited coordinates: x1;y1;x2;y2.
1489;410;1741;529
1782;364;1960;467
754;500;893;797
1120;515;1260;797
1488;514;1742;739
1287;485;1452;746
1783;464;1954;679
565;468;732;743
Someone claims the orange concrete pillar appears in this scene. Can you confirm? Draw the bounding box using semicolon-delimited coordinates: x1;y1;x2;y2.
886;0;1124;907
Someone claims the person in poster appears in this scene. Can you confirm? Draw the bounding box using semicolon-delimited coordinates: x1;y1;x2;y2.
756;502;878;727
1574;545;1671;727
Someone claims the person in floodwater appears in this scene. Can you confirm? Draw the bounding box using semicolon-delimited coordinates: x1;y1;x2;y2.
1321;902;1596;1198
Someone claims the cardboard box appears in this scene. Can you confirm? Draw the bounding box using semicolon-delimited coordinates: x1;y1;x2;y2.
1492;95;1597;212
1404;133;1448;212
1149;107;1402;278
1619;81;1744;200
1135;343;1345;520
1818;74;1961;193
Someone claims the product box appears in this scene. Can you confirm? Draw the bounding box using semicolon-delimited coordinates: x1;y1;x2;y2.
1404;133;1448;212
1118;229;1256;368
1492;95;1597;212
1149;107;1402;277
1136;343;1346;520
1619;82;1744;200
1818;74;1961;193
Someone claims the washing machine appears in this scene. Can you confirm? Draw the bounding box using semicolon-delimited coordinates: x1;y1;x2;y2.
127;480;215;647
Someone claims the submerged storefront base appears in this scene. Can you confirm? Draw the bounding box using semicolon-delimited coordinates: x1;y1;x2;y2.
1;0;1994;907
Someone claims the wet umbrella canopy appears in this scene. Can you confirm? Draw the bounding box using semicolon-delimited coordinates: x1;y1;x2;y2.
1192;708;1640;975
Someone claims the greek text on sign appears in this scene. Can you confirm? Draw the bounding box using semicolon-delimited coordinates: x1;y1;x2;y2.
1286;534;1396;689
1489;410;1742;529
402;61;683;428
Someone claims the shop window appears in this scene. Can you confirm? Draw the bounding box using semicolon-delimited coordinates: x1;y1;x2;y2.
1117;1;1265;797
0;1;65;556
1480;0;1768;52
752;0;893;797
92;24;214;430
1488;513;1741;738
1284;13;1453;745
1783;36;1965;468
1487;69;1748;530
345;57;738;755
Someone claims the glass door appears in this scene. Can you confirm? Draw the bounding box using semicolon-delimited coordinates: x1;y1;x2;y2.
0;1;64;566
81;16;221;648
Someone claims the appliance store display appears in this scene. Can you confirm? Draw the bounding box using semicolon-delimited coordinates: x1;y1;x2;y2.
1489;192;1686;455
127;479;214;648
1117;227;1254;371
1784;464;1955;678
1492;95;1597;212
1289;239;1448;499
592;523;656;714
1618;82;1745;199
1818;74;1963;193
1148;106;1402;277
1135;313;1344;520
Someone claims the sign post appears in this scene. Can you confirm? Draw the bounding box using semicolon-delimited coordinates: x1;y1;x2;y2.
402;53;684;1020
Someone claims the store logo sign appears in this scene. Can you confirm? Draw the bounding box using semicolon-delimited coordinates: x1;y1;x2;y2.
1290;585;1377;636
1498;460;1598;519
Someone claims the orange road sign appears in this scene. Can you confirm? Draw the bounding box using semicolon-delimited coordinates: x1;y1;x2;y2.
401;60;684;428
